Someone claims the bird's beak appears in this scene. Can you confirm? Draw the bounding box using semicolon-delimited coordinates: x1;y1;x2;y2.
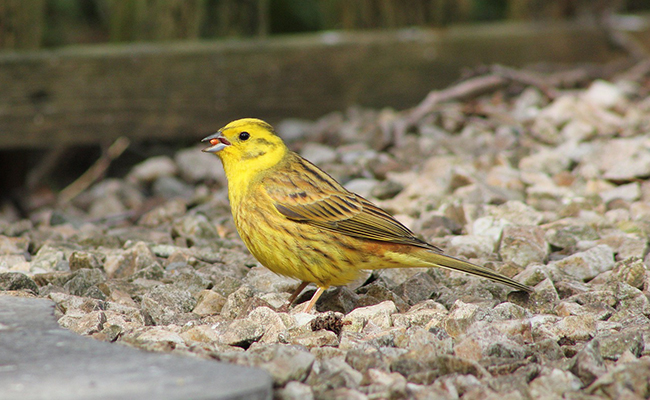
201;132;231;153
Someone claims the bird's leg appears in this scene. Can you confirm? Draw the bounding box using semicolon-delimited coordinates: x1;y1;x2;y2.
302;286;326;313
277;281;309;312
287;281;310;305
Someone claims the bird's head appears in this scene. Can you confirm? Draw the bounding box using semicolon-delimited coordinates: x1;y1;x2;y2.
202;118;288;175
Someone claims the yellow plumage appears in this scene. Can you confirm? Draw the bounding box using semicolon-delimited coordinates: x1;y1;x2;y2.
202;118;533;312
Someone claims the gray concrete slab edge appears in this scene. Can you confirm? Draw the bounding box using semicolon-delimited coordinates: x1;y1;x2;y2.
0;294;272;400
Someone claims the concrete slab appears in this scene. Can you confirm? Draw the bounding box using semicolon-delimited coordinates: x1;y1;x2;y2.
0;295;272;400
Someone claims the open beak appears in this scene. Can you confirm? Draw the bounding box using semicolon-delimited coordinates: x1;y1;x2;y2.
201;132;231;153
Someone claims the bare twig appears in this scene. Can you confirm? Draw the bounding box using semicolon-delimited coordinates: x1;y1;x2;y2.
408;74;508;124
490;65;560;99
615;58;650;83
58;137;130;204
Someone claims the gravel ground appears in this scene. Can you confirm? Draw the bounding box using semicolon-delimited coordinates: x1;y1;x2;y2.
1;70;650;399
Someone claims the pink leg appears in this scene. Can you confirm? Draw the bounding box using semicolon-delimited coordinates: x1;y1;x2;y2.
302;286;326;313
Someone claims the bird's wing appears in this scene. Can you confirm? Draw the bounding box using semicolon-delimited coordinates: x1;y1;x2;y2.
264;156;438;250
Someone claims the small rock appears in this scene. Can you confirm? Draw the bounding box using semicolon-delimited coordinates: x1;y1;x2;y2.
345;348;390;373
127;156;178;183
69;251;105;271
0;272;38;293
0;235;29;254
392;272;437;305
528;368;582;399
597;234;647;261
220;285;257;320
552;244;615;281
443;300;481;338
583;79;627;109
104;303;145;332
498;225;549;267
570;339;607;385
0;254;29;272
306;358;363;395
600;139;650;181
487;201;544;226
291;330;339;348
88;195;126;219
275;381;314;400
123;326;185;351
610;257;647;289
362;368;408;399
180;324;221;343
245;344;316;386
175;146;225;184
104;241;162;279
169;271;212;296
58;310;107;336
526;278;559;315
140;284;196;325
242;266;300;294
220;318;265;348
355;284;407;312
63;269;106;297
248;306;288;343
561;120;596;141
314;286;359;314
344;179;379;198
395;327;453;355
519;148;572;176
551;315;596;342
448;235;495;260
171;214;220;246
371;180;403;200
488;302;532;320
192;289;227;315
300;143;337;165
138;199;187;227
587;357;650;399
600;182;641;203
342;301;397;333
543;219;599;249
454;323;527;361
31;245;68;273
392;300;448;329
152;176;193;199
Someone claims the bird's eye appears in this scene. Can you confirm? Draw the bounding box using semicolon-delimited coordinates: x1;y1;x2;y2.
239;132;250;141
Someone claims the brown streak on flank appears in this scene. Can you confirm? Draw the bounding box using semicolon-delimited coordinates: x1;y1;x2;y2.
334;237;358;252
254;207;272;227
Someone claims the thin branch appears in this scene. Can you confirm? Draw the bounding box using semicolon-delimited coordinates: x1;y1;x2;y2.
58;136;130;204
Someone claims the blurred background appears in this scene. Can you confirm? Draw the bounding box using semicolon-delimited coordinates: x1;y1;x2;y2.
1;0;649;215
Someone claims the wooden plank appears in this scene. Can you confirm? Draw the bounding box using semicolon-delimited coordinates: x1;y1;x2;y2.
0;19;637;149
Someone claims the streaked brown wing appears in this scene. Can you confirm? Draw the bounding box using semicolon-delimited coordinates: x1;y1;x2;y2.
264;154;438;250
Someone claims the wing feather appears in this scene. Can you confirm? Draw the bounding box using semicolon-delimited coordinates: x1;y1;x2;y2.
264;154;439;250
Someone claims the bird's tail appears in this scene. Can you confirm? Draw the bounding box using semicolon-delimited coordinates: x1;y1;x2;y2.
400;249;534;293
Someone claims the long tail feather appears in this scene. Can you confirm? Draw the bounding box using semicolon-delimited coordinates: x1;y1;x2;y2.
419;250;534;292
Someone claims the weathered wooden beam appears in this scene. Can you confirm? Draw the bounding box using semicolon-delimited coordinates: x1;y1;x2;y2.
0;19;638;149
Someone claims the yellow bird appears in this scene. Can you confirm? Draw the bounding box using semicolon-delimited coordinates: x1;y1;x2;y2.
202;118;533;312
